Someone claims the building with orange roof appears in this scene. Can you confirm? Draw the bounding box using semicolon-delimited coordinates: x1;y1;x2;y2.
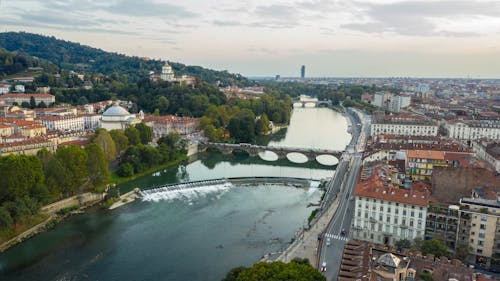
0;137;56;156
353;163;432;246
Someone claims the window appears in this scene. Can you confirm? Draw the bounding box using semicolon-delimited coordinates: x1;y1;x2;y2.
418;212;422;219
479;233;485;239
411;211;415;217
394;217;398;224
365;213;368;219
388;207;391;213
480;224;486;230
395;209;399;214
403;210;407;216
380;206;383;211
387;216;390;223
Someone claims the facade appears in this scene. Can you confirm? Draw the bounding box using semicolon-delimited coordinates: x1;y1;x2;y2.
0;84;10;95
371;116;438;137
447;120;500;141
353;164;431;246
0;123;14;137
459;188;500;267
406;150;448;181
0;118;46;138
473;140;500;173
83;114;101;130
143;115;199;138
0;93;55;106
425;203;469;250
100;105;139;131
0;137;56;156
38;115;85;132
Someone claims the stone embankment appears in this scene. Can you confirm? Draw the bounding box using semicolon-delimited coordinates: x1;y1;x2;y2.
109;188;141;210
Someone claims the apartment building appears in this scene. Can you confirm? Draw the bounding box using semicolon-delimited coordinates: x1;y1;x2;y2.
0;93;55;106
447;120;500;141
38;115;85;132
353;164;431;246
460;188;500;267
370;114;438;137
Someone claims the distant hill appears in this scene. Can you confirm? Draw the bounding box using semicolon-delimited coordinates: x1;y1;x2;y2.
0;48;57;78
0;32;253;86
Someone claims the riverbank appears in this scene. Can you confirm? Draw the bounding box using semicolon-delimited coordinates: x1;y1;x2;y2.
109;156;188;184
0;192;105;252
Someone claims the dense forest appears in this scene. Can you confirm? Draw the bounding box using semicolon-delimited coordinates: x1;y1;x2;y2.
0;32;254;86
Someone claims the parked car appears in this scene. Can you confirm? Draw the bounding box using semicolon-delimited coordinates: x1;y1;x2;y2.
321;262;327;272
340;229;346;236
326;237;331;246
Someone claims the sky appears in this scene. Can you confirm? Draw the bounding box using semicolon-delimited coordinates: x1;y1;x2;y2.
1;0;500;78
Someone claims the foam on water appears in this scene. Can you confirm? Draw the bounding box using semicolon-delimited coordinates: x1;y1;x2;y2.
140;181;234;203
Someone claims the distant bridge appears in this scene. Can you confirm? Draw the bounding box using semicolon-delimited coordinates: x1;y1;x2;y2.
200;142;343;165
292;99;333;108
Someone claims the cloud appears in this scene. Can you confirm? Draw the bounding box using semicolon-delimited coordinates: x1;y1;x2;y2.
341;0;500;36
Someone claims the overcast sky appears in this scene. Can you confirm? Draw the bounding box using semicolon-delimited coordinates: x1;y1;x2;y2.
1;0;500;78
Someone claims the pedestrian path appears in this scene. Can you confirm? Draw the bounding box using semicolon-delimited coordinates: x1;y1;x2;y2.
324;233;349;242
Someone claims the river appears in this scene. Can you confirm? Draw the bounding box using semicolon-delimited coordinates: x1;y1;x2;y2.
0;107;351;281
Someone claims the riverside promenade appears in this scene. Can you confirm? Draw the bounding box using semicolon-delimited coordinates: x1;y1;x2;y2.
275;193;340;265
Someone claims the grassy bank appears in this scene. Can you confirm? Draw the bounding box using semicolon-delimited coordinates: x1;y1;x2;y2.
109;155;188;185
0;213;50;245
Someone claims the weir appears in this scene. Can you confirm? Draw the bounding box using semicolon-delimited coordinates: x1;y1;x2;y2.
139;177;319;202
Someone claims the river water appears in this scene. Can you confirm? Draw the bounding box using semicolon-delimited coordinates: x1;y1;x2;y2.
0;108;351;281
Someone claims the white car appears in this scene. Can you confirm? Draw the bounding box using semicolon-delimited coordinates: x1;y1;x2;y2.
326;237;331;246
321;262;327;272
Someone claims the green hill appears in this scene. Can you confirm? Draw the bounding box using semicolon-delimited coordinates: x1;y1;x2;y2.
0;32;253;86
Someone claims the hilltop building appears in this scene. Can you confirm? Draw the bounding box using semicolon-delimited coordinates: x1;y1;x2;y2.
300;65;305;79
150;63;196;86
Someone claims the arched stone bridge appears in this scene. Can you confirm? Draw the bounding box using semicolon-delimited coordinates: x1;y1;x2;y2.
200;142;343;164
292;99;333;108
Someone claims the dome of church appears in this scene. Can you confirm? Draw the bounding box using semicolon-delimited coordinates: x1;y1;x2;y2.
103;105;130;116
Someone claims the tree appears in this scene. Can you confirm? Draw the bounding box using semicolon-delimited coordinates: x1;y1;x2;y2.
421;239;449;257
0;206;13;228
0;155;45;203
38;101;47;108
117;162;134;177
125;126;141;146
153;96;169;114
91;129;117;161
55;145;88;193
223;261;326;281
21;101;30;108
395;239;412;251
85;143;110;188
109;129;129;153
135;123;153;145
29;96;36;108
455;243;470;262
420;271;433;281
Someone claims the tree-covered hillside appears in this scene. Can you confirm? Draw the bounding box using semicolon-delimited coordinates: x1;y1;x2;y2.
0;48;57;78
0;32;254;86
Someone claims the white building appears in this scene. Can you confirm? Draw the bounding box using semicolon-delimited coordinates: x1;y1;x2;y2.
38;115;85;132
353;165;431;246
154;63;196;86
473;140;500;173
446;120;500;141
83;114;101;130
100;105;139;131
371;117;438;137
0;93;55;106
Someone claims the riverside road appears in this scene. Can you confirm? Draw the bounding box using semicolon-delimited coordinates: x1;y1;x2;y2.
318;108;369;280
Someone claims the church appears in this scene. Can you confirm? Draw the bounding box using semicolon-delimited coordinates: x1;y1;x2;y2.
150;63;196;86
100;105;142;131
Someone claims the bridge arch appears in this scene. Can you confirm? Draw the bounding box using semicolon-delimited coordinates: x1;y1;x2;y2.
315;154;339;166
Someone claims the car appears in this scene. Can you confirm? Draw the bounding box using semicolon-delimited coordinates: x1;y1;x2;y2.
326;237;331;246
340;229;346;236
350;196;354;201
321;262;327;272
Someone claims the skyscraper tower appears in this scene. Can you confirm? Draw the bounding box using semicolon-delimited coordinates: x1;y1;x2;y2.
300;65;305;79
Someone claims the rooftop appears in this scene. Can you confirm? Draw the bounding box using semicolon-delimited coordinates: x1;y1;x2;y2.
102;105;130;116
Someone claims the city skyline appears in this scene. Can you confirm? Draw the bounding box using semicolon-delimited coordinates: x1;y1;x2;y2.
1;0;500;78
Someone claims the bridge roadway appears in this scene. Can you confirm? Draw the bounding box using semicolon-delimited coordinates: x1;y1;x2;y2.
201;142;343;162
